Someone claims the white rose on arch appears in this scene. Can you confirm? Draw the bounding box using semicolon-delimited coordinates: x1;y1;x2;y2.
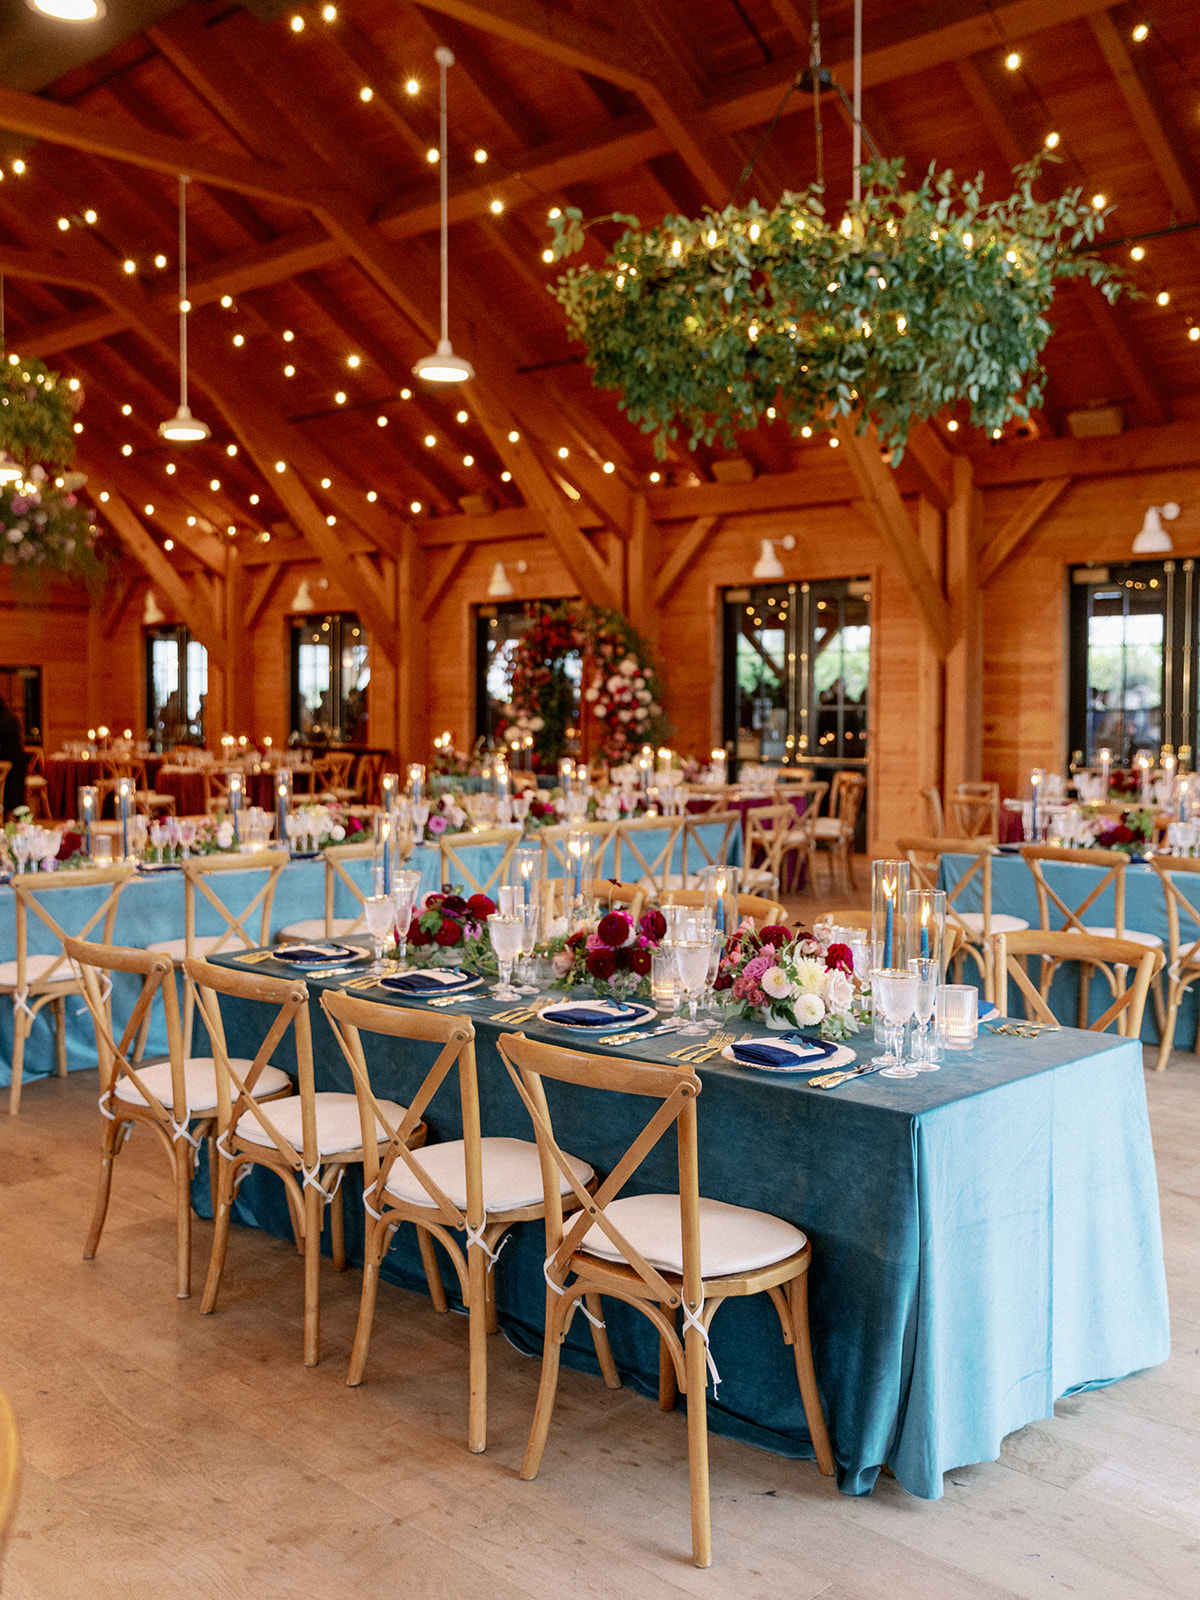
584;687;599;702
529;717;544;731
607;675;624;693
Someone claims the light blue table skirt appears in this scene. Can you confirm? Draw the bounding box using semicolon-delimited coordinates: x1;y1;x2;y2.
940;851;1196;1044
196;959;1170;1499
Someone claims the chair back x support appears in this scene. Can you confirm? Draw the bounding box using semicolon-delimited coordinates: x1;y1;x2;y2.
612;816;685;898
187;958;358;1366
322;839;375;938
663;889;787;930
496;1031;833;1568
321;989;597;1452
993;930;1161;1037
951;782;1000;840
677;811;741;887
1149;855;1200;1070
4;864;134;1114
897;837;1004;995
0;1388;19;1585
438;826;522;899
743;803;801;895
179;849;289;959
538;820;617;884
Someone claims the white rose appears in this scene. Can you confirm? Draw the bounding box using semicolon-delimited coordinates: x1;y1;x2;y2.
594;704;607;717
330;825;346;841
621;657;637;675
529;717;545;731
585;687;599;702
607;675;624;693
825;970;853;1014
216;822;234;849
618;709;631;722
795;992;826;1026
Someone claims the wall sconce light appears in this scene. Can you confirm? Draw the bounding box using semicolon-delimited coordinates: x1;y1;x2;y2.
487;559;526;597
752;534;795;580
1132;502;1180;554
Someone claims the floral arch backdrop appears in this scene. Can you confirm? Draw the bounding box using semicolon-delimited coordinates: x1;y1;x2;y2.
501;602;671;770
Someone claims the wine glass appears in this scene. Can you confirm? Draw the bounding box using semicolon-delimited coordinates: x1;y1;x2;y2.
391;870;422;972
874;968;919;1079
488;913;524;1000
699;932;725;1028
516;897;542;993
675;941;712;1036
907;956;940;1071
363;895;395;974
177;819;196;859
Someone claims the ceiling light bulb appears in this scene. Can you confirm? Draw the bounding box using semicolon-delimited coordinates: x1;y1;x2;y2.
413;341;473;383
233;333;244;346
154;253;167;268
400;388;411;400
282;329;294;342
144;504;154;516
405;78;419;94
291;15;304;32
1005;51;1020;70
648;471;661;483
1045;131;1060;149
603;461;614;474
542;249;554;264
83;209;97;224
1092;193;1106;209
320;477;331;488
410;501;422;514
1157;290;1171;305
360;86;373;102
28;0;106;18
209;479;220;491
424;434;436;447
159;405;210;442
474;149;488;163
12;160;25;175
557;446;569;458
508;430;519;443
500;470;511;482
463;455;474;466
249;494;259;504
323;4;337;19
57;217;70;231
121;403;132;415
123;259;136;273
284;364;295;376
326;515;336;526
1131;245;1145;261
426;148;439;163
164;539;174;551
1132;23;1149;42
456;410;468;423
335;391;347;404
275;461;286;472
490;199;504;214
122;444;132;455
947;419;960;431
165;463;176;474
376;414;387;426
1190;328;1200;342
347;354;360;368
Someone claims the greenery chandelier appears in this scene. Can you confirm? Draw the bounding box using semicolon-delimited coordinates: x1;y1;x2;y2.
546;157;1126;462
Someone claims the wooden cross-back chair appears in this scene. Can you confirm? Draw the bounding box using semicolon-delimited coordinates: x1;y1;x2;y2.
321;990;602;1453
64;936;292;1299
676;811;741;890
354;751;385;807
23;746;52;821
777;783;831;893
277;839;376;944
1148;856;1200;1070
0;1387;19;1586
314;750;356;802
896;837;1027;999
187;957;414;1367
438;825;522;900
4;864;135;1115
144;849;288;1057
538;820;618;885
809;771;866;892
743;802;808;896
921;787;946;837
662;889;788;930
497;1031;833;1569
993;931;1162;1039
543;878;646;921
1019;845;1164;1031
612;815;685;898
950;782;1000;840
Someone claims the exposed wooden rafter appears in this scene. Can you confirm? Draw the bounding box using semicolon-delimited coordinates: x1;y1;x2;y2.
978;478;1073;584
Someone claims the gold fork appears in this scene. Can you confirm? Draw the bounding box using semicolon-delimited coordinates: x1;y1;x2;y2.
669;1030;732;1063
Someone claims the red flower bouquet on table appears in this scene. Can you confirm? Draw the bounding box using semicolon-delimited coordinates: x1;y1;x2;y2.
403;888;498;973
717;922;862;1041
547;905;666;999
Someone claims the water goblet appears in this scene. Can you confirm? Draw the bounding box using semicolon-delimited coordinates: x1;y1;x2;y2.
674;940;712;1036
516;898;542;994
177;819;196;859
488;913;524;1000
363;894;396;974
874;968;919;1078
907;956;940;1071
699;932;726;1028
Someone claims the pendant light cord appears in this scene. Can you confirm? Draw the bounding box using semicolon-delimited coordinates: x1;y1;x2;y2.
436;46;453;349
177;173;190;412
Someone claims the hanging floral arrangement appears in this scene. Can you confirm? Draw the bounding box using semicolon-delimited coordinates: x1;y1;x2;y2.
501;602;671;769
544;156;1126;461
0;351;104;591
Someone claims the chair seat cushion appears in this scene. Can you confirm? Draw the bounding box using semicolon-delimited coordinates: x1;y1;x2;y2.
580;1193;807;1278
236;1091;406;1157
114;1058;291;1113
278;918;360;942
145;935;240;963
956;912;1029;936
811;818;845;839
1079;925;1164;949
384;1136;593;1214
0;953;75;989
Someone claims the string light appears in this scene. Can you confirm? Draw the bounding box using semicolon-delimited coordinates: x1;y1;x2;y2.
424;434;436;447
1190;328;1200;342
376;414;387;426
500;470;512;482
474;149;488;163
275;461;286;473
282;330;294;342
98;492;108;502
400;388;411;400
73;422;83;434
1005;51;1020;70
1092;193;1106;209
323;5;337;20
405;78;419;95
426;148;439;164
648;471;661;483
456;409;468;423
347;354;361;368
154;253;167;269
321;477;331;488
165;463;176;475
1132;23;1149;42
410;500;422;514
557;446;569;458
1131;245;1145;261
121;444;132;456
123;259;136;273
542;249;554;263
290;15;304;32
490;199;504;214
232;333;244;346
326;515;336;526
829;435;840;448
121;403;132;415
144;505;154;516
1045;131;1060;149
57;218;69;231
1157;290;1171;305
220;294;233;308
947;419;960;432
508;429;519;442
334;391;347;404
800;425;812;437
284;364;295;376
164;539;174;551
360;86;373;102
463;454;474;466
83;209;97;225
209;479;220;491
366;490;377;501
249;494;259;504
12;160;25;175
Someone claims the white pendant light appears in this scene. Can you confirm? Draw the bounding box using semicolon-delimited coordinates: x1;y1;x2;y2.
487;559;526;598
1132;502;1180;554
159;174;210;443
413;47;474;385
26;0;106;19
752;534;795;580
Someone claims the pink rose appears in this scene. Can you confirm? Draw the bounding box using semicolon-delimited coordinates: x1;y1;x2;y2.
742;953;772;983
551;951;575;977
427;814;448;834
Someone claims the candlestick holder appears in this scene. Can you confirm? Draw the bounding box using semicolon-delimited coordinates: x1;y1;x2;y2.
116;777;135;863
78;785;99;859
380;772;399;813
275;770;292;851
226;771;244;846
407;763;426;805
906;888;946;973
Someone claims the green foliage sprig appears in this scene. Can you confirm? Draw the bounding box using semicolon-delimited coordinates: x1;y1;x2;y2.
546;157;1127;461
0;353;82;469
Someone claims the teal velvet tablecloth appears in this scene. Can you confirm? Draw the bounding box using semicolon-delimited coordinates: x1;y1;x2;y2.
939;849;1196;1043
193;950;1169;1502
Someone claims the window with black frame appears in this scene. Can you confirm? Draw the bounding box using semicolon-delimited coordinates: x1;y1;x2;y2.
145;627;207;748
1069;557;1197;767
722;578;870;813
0;667;42;745
289;614;369;744
475;602;583;748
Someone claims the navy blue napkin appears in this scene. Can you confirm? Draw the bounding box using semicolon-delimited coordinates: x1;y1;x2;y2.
731;1038;837;1069
382;970;472;993
545;1002;641;1026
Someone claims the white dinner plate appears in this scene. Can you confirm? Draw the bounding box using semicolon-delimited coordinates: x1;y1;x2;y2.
721;1038;856;1074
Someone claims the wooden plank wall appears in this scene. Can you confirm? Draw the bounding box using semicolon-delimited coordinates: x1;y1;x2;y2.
5;463;1200;855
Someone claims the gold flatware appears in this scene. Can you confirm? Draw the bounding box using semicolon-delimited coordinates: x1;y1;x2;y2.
985;1021;1060;1037
235;950;274;965
491;1006;539;1024
669;1030;733;1063
692;1030;736;1063
810;1061;888;1090
596;1021;686;1046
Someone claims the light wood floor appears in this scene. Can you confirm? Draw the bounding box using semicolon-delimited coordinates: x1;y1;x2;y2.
3;868;1199;1597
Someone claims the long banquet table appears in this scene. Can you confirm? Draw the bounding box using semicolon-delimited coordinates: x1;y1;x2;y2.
197;944;1169;1501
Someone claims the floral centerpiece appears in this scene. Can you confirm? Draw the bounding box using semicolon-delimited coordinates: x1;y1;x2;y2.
547;905;666;998
1094;808;1154;857
716;923;861;1041
1;812;86;873
287;801;370;850
404;889;499;974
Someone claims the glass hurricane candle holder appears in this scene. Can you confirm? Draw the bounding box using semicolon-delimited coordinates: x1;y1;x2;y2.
906;888;946;972
871;859;910;971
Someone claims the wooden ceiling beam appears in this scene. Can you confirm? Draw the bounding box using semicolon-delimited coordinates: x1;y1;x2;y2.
836;419;951;658
978;477;1073;585
421;545;474;622
0;86;328;208
98;491;229;670
655;517;720;605
971;420;1200;485
900;423;956;511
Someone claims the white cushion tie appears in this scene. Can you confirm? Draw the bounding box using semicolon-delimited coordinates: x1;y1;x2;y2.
681;1297;721;1393
300;1159;344;1206
543;1255;606;1330
463;1219;509;1271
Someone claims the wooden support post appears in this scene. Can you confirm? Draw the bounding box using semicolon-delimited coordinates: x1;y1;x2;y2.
943;457;983;795
397;527;428;768
625;494;658;646
916;495;946;834
222;547;250;736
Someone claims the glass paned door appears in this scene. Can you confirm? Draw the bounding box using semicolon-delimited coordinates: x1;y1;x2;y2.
145;627;207;747
290;614;368;743
1069;559;1197;766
